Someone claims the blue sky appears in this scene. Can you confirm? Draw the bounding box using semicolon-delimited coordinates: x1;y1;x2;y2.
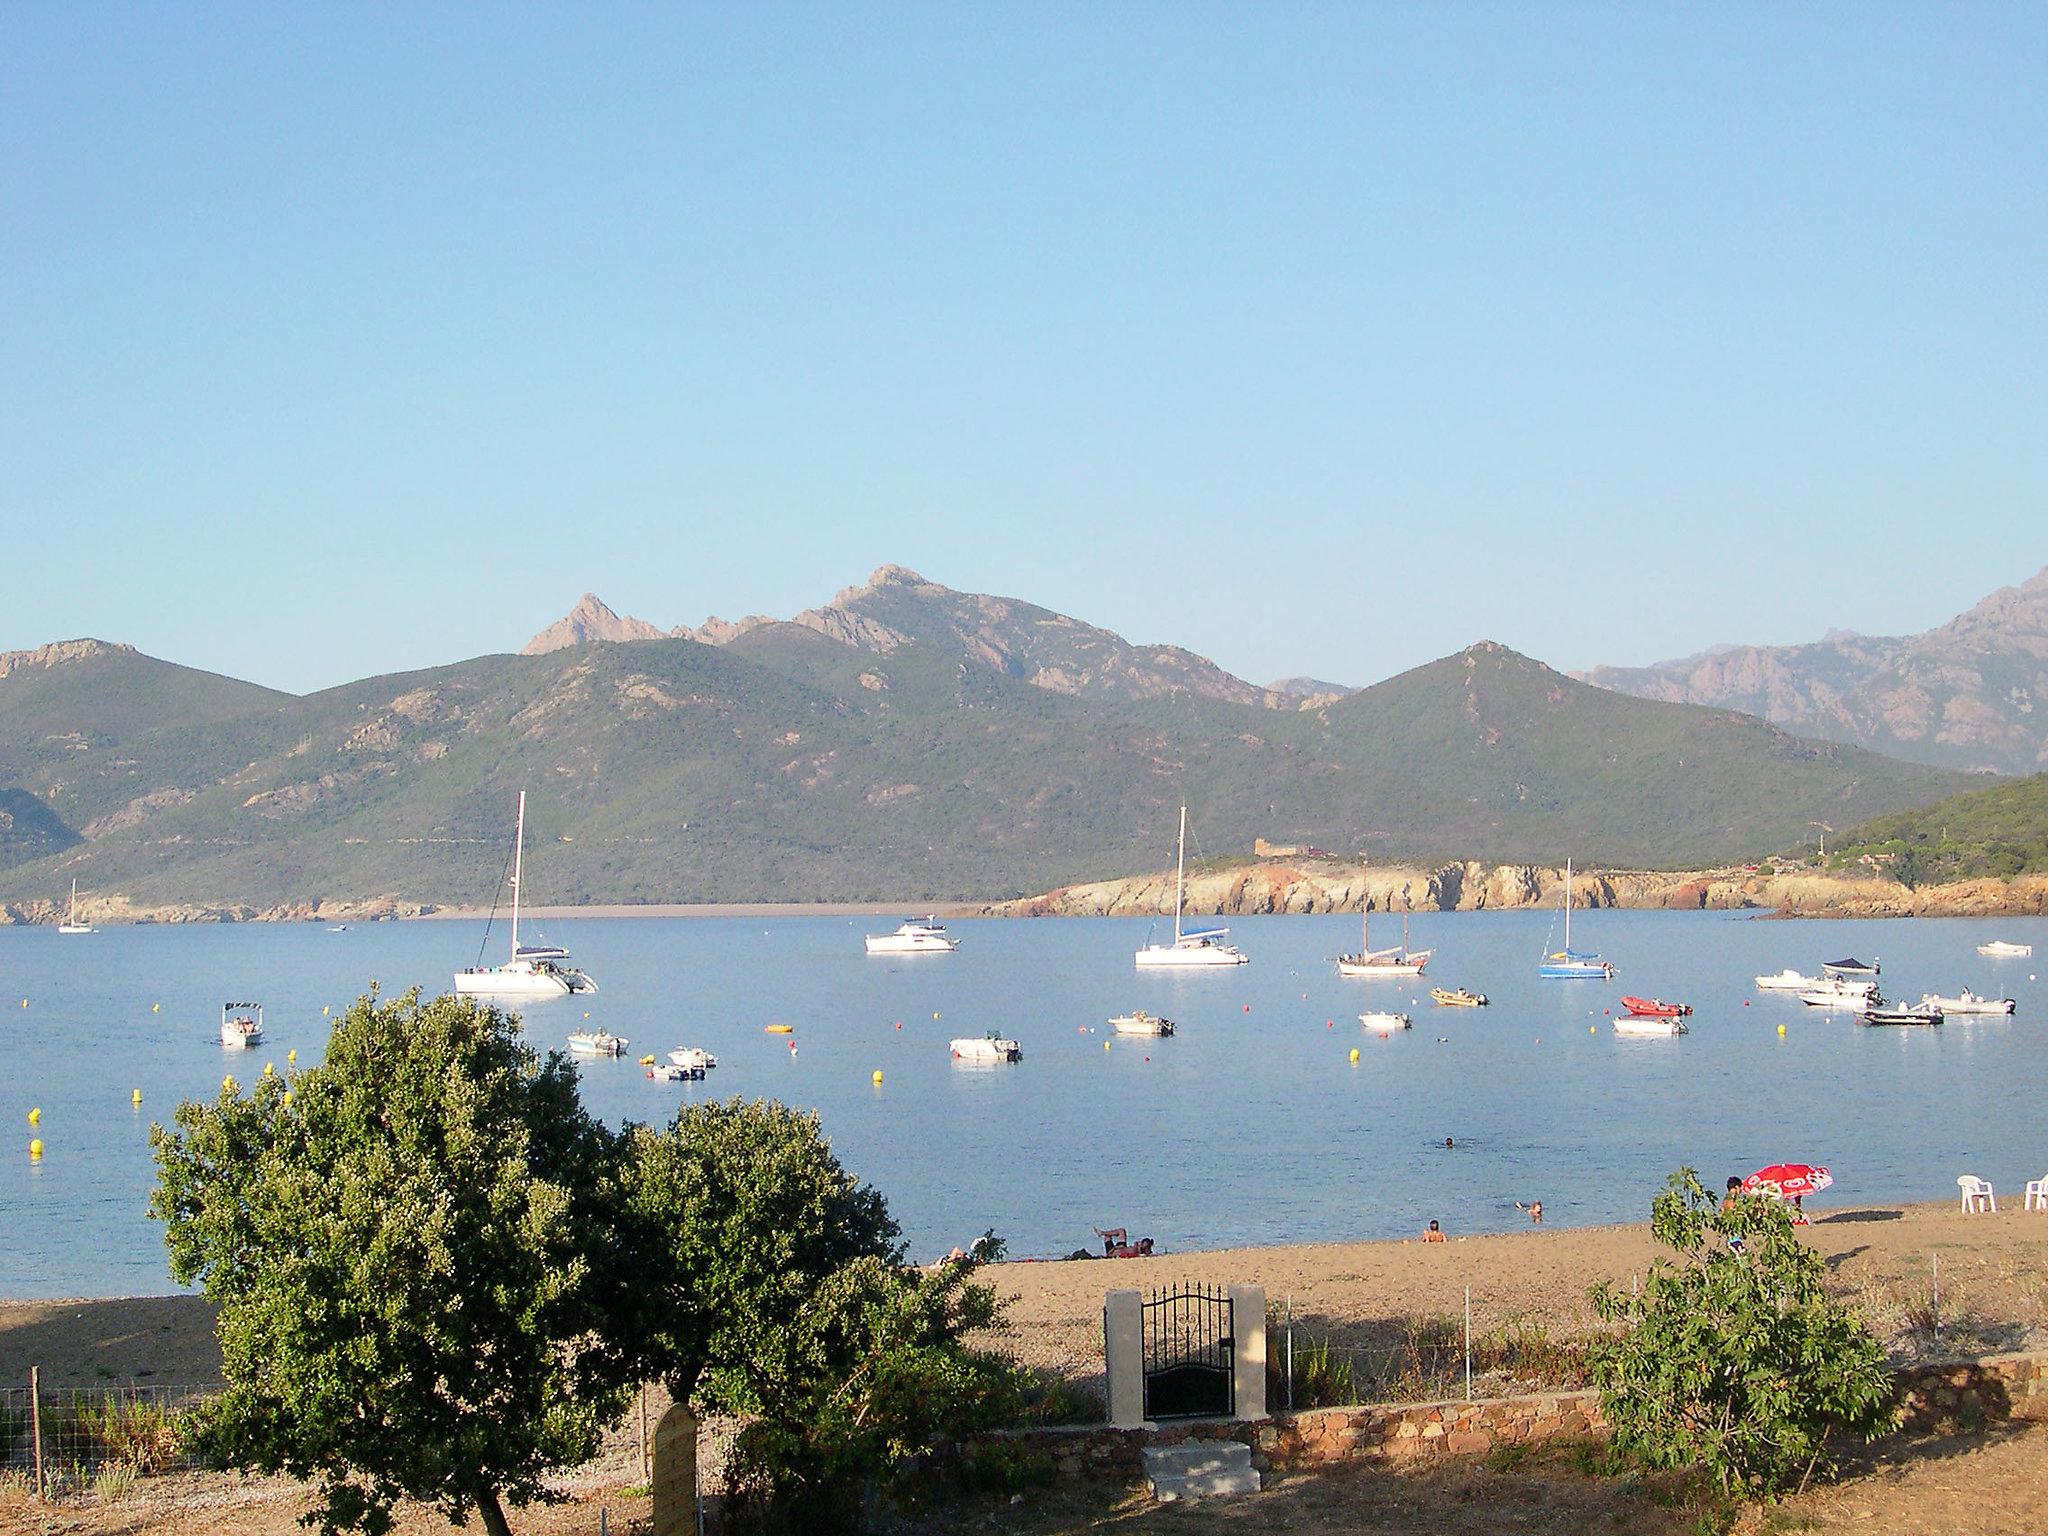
4;5;2043;695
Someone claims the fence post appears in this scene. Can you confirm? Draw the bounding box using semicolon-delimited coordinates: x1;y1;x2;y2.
1463;1287;1472;1402
1932;1252;1940;1348
638;1383;649;1483
30;1365;45;1502
1284;1294;1294;1411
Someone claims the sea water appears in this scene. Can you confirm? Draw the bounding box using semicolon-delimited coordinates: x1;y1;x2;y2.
0;908;2043;1296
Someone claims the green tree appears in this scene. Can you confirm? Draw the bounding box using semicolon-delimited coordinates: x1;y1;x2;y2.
622;1100;1021;1530
1587;1170;1899;1499
150;990;634;1536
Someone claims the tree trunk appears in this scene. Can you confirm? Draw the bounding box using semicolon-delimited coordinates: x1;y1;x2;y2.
476;1488;515;1536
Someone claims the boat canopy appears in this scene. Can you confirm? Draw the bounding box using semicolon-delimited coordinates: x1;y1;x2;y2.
1823;957;1877;973
222;1001;262;1010
1547;948;1605;963
1179;926;1231;942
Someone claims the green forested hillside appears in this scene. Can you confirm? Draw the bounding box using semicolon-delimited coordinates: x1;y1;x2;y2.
0;631;1986;908
1827;773;2048;883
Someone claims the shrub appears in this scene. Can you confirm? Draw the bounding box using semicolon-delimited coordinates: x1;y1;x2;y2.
1588;1170;1899;1499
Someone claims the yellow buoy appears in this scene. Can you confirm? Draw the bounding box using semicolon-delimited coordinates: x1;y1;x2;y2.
132;1089;142;1105
151;1002;160;1012
872;1070;884;1085
1777;1024;1787;1036
321;1006;330;1017
19;999;25;1008
1589;1024;1596;1033
27;1107;39;1127
28;1139;42;1159
1349;1047;1360;1063
287;1048;297;1064
932;1011;940;1019
1104;1040;1111;1051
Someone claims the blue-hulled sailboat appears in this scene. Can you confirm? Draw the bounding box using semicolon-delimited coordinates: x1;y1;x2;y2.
1539;859;1615;979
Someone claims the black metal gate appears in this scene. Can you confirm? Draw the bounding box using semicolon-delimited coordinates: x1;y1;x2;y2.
1142;1283;1235;1419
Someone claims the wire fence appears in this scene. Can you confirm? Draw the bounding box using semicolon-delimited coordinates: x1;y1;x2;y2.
1;1377;221;1499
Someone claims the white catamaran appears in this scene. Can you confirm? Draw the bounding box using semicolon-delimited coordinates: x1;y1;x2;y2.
453;791;598;997
1135;803;1249;969
58;878;94;935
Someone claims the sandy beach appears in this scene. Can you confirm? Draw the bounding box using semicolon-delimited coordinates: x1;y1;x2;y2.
9;1199;2045;1392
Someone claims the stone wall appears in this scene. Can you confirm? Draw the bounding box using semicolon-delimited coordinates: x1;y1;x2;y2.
1002;1350;2048;1482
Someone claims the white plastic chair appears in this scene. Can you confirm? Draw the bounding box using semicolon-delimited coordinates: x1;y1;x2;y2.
2025;1175;2048;1212
1958;1175;1996;1214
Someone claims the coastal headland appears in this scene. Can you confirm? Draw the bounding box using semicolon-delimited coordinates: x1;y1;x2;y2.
3;864;2043;928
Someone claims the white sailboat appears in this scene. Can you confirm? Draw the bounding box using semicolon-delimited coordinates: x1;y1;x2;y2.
1134;803;1249;968
453;791;598;997
1336;873;1431;978
58;878;94;935
1538;859;1614;979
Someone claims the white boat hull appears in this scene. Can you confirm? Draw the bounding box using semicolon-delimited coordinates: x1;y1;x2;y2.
864;935;959;954
1923;992;2016;1016
1755;971;1820;991
1978;942;2033;958
1136;942;1247;968
567;1031;628;1056
1359;1012;1412;1031
667;1047;719;1069
950;1036;1021;1062
1614;1017;1687;1037
454;967;573;997
1109;1013;1175;1036
1337;958;1426;978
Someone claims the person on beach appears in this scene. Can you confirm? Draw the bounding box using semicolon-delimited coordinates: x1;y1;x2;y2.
1723;1177;1748;1254
1423;1219;1446;1243
1516;1200;1543;1224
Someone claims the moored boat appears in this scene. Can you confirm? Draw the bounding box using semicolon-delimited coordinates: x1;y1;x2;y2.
220;1002;263;1049
1859;1004;1941;1027
864;916;960;954
567;1028;629;1056
1538;859;1614;979
454;792;598;997
1978;940;2033;958
1920;990;2016;1016
1135;804;1250;969
1614;1014;1687;1037
58;878;95;935
1823;957;1880;978
1359;1010;1412;1031
647;1061;705;1081
1430;987;1487;1008
950;1032;1022;1062
1621;995;1691;1018
1336;878;1432;978
1755;969;1822;992
1108;1010;1175;1036
667;1046;719;1069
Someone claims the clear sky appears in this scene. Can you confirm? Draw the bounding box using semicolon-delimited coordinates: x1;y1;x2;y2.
4;5;2043;695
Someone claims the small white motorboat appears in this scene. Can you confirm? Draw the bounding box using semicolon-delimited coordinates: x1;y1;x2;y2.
220;1002;264;1049
1797;980;1880;1009
864;916;961;954
1614;1014;1687;1037
1860;1004;1942;1027
1755;969;1822;991
1978;940;2034;958
667;1046;719;1070
1108;1010;1175;1036
647;1061;705;1081
949;1032;1022;1063
1921;990;2016;1016
567;1029;629;1057
1359;1010;1412;1031
1823;957;1880;978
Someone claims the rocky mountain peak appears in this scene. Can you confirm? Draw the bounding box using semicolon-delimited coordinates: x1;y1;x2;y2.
521;595;667;655
0;638;134;680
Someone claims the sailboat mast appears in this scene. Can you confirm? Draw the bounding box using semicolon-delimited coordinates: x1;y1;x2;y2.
511;791;527;955
1361;857;1370;952
1173;803;1188;943
69;877;78;924
1562;857;1572;951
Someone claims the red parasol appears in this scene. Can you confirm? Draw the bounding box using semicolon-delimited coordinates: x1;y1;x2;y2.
1744;1164;1833;1200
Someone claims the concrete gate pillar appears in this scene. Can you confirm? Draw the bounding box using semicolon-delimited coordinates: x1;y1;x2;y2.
1229;1285;1267;1420
650;1402;698;1536
1103;1288;1146;1428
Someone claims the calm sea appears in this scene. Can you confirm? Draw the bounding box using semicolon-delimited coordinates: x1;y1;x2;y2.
1;908;2043;1297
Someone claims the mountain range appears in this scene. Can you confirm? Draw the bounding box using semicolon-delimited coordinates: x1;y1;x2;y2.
0;565;1989;913
1579;564;2048;776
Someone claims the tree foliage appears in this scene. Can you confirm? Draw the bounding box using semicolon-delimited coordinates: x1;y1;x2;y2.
1587;1170;1899;1499
150;989;634;1536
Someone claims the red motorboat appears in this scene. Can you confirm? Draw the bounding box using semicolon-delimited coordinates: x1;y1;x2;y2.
1621;995;1692;1018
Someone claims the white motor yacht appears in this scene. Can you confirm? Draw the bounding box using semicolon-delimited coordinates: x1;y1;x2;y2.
1135;804;1249;969
864;916;960;954
1978;940;2034;958
220;1002;263;1049
454;792;598;998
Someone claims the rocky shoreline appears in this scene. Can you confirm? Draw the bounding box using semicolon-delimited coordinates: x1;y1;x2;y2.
980;860;2048;921
3;866;2044;927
